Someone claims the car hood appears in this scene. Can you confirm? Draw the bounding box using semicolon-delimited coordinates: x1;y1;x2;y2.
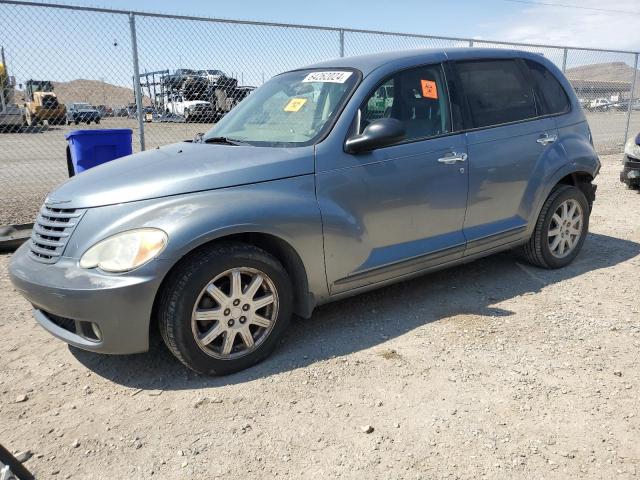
46;142;315;209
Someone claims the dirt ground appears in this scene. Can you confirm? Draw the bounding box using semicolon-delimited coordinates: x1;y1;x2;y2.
0;154;638;479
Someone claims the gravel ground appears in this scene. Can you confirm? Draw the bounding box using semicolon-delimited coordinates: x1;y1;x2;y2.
0;154;639;479
1;111;639;225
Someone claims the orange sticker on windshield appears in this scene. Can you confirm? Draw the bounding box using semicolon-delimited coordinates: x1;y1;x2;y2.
420;80;438;99
284;98;307;112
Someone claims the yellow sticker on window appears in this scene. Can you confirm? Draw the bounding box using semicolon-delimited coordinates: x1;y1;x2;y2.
284;98;307;112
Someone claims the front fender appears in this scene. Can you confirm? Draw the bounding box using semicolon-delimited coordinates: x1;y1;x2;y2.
65;175;328;303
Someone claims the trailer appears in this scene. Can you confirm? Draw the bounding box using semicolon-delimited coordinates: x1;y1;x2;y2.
136;68;255;123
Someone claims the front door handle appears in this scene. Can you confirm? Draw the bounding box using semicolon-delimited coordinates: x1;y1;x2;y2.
437;152;467;164
537;133;558;146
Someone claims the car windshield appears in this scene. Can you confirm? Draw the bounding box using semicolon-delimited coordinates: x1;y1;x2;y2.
75;103;91;109
203;69;359;147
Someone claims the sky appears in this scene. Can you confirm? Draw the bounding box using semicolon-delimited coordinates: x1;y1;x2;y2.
25;0;640;51
1;0;639;93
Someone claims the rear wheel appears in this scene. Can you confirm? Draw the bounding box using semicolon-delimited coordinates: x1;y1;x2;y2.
158;242;293;375
522;185;590;269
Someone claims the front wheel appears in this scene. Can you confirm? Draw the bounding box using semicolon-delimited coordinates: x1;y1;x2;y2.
521;184;590;269
158;242;293;375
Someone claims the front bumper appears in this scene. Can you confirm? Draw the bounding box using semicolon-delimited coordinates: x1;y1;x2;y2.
620;155;640;186
9;242;169;354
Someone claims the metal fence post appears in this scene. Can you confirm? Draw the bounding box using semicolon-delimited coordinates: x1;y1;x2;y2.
129;12;145;151
339;29;345;57
624;53;638;144
469;40;474;48
562;48;568;73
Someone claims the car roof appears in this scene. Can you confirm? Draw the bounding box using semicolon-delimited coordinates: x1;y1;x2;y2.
300;47;548;77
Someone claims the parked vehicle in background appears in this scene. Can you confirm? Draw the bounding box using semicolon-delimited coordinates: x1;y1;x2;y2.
621;133;640;189
96;105;113;117
366;83;394;119
143;106;155;123
126;103;138;119
0;47;23;132
22;80;66;126
165;97;215;123
112;105;128;117
612;99;640;111
232;85;256;104
9;48;600;376
163;68;199;89
196;69;232;85
66;103;101;125
587;98;612;112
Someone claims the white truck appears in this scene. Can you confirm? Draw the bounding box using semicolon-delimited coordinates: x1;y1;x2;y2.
587;98;612;112
164;96;216;123
0;47;23;132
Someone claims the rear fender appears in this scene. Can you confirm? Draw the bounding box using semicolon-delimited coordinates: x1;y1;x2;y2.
524;131;599;236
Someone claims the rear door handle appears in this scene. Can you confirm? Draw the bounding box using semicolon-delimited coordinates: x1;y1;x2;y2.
437;152;467;164
537;133;558;146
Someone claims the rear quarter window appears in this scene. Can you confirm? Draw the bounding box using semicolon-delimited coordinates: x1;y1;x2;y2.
524;59;571;115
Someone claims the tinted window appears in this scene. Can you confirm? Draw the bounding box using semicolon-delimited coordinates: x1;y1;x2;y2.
359;64;451;141
456;60;536;128
524;59;571;115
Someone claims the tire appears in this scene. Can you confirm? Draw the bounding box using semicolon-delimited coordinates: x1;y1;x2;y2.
74;120;80;125
158;242;293;375
96;118;101;124
521;184;590;269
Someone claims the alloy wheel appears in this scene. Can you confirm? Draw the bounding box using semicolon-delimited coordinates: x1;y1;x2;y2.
548;199;583;259
191;267;279;360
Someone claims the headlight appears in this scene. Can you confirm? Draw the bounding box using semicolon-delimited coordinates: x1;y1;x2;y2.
79;228;167;272
624;136;640;160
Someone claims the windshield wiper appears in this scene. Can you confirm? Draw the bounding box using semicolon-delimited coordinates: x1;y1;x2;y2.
203;136;249;146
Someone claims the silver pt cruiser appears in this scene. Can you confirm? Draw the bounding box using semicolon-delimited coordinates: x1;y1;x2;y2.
10;48;599;375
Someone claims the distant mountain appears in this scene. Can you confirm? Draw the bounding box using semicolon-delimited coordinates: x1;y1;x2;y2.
566;61;637;83
15;79;151;107
52;79;151;107
565;61;640;97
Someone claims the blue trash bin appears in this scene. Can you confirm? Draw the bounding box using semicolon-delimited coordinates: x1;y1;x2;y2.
65;129;133;176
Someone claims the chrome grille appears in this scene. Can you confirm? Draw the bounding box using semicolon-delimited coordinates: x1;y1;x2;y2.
29;204;85;264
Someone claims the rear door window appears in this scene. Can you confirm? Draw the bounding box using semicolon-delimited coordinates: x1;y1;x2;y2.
455;59;537;128
524;59;571;115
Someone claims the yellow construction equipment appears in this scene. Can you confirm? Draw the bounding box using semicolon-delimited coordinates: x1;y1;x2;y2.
23;79;67;126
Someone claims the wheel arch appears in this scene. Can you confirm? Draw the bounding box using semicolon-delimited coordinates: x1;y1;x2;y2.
554;170;596;210
151;230;314;338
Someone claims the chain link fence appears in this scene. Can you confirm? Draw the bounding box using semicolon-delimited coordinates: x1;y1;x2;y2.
1;0;638;226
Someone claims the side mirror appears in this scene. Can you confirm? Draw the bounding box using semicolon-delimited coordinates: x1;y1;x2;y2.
345;117;405;154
